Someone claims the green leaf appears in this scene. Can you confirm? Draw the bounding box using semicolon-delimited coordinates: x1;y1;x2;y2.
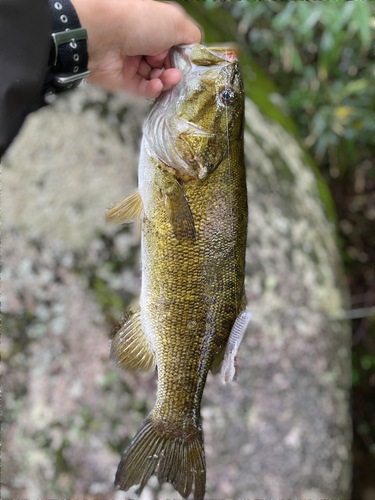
272;2;297;31
336;78;369;102
320;30;335;52
330;1;356;33
292;50;303;74
360;355;375;371
352;368;360;387
354;1;373;47
297;5;323;35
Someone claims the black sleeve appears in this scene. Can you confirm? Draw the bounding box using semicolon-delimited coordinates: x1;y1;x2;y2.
0;0;52;158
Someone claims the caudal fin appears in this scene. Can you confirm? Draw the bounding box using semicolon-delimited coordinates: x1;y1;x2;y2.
115;415;205;500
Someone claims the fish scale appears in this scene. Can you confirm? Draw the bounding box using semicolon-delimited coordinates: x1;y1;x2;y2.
106;44;250;500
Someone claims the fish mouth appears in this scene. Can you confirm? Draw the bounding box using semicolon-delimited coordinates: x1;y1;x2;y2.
202;44;240;62
171;43;240;69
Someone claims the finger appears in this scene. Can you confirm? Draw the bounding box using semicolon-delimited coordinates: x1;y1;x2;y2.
150;68;164;80
128;73;164;99
164;53;172;70
149;68;181;91
148;53;172;72
142;78;164;98
137;58;153;79
136;69;181;98
146;51;171;71
159;68;181;90
146;51;169;69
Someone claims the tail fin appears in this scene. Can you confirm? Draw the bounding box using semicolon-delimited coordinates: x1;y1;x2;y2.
115;415;206;500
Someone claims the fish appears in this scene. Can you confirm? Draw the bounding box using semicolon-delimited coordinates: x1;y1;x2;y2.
106;43;251;500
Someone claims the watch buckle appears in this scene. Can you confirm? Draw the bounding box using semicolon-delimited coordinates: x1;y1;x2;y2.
51;27;90;87
53;70;91;86
51;27;88;66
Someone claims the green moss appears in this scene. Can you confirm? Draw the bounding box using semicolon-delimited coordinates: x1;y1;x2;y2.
80;406;101;433
55;439;75;477
76;228;140;324
2;313;34;356
303;152;338;226
92;275;126;320
271;153;295;183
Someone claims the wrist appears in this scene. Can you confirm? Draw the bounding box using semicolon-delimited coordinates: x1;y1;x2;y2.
70;0;124;71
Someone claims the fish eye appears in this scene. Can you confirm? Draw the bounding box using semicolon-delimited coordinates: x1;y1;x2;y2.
219;86;235;105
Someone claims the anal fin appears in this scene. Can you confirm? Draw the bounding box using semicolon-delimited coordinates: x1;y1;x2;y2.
221;308;252;384
110;311;155;372
106;191;143;225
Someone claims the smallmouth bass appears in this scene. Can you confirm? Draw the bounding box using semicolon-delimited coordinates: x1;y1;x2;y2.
106;44;251;500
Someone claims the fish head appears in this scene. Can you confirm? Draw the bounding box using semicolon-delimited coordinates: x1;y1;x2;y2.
143;44;244;181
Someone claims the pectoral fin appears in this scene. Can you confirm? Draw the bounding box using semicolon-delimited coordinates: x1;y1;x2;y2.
163;180;196;241
221;308;252;384
106;191;143;225
110;311;155;372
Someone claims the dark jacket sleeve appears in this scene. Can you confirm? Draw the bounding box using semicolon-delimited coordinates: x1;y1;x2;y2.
0;0;52;158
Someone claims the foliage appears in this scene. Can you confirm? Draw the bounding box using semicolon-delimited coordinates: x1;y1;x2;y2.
206;0;373;172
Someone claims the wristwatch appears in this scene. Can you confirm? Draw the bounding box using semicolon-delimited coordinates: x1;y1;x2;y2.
45;0;90;95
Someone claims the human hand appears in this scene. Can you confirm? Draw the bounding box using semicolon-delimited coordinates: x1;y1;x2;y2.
71;0;201;98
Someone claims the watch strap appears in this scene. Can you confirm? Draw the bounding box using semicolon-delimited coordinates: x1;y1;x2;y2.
45;0;90;95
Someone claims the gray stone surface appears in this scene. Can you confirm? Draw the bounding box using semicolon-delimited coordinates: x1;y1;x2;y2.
2;85;146;249
2;84;351;499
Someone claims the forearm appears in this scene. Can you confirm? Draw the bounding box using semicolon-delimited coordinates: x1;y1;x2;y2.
0;0;51;157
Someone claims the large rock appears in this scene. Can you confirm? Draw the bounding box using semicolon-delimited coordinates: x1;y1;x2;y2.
2;39;351;500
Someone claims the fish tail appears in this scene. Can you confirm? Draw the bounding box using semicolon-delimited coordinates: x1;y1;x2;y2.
115;415;206;500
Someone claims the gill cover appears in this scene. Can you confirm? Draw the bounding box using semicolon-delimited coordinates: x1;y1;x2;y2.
143;44;244;181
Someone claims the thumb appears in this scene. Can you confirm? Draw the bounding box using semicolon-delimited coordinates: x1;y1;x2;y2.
164;1;202;46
